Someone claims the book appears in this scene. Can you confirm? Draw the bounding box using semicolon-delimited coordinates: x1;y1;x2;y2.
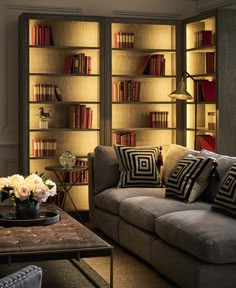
208;112;216;130
136;55;152;75
54;86;63;101
196;135;215;152
201;80;216;102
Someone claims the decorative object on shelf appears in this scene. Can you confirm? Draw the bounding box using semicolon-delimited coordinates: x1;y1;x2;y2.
0;173;57;219
59;151;76;168
35;107;52;129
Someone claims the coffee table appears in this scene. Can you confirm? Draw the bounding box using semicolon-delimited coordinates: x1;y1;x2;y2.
0;204;113;287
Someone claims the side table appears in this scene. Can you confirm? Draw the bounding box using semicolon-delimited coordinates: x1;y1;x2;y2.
45;165;87;222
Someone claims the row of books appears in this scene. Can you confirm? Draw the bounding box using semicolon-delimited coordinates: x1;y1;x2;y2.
112;132;136;147
31;24;54;46
137;54;165;75
195;79;216;102
68;104;93;129
112;80;141;102
65;53;92;74
114;32;135;48
150;111;169;128
208;112;216;130
32;83;62;102
67;159;88;184
206;52;216;74
31;138;57;157
194;30;214;48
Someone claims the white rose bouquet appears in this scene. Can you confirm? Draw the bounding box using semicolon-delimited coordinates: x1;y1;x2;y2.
0;172;57;205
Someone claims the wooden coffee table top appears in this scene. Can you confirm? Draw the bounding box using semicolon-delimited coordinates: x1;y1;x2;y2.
0;204;112;262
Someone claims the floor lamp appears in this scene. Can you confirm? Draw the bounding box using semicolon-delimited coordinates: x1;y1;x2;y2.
169;71;198;149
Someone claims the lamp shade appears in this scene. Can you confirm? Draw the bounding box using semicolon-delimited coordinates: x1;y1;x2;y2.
168;77;192;100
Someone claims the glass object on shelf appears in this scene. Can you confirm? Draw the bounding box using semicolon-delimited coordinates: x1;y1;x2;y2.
59;151;76;168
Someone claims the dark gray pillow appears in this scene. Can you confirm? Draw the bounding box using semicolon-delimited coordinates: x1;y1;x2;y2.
199;150;236;202
94;145;120;194
212;163;236;218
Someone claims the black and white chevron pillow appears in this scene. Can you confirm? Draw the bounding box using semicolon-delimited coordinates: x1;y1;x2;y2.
114;145;161;188
166;155;214;203
212;163;236;217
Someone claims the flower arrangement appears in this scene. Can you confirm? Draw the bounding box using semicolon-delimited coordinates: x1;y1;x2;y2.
0;172;57;205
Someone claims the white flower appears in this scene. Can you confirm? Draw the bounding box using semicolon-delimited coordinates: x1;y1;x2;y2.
33;183;50;203
14;185;31;201
45;179;57;197
0;172;57;204
7;174;25;188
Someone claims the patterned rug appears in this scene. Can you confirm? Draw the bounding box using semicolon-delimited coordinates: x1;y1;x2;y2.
0;236;175;288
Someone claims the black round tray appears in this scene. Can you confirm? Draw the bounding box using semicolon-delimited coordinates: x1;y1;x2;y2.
0;211;60;227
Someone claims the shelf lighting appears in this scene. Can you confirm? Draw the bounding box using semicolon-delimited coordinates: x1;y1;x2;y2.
168;71;195;100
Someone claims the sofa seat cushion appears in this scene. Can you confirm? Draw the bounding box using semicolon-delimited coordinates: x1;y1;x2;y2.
94;187;165;215
119;196;210;233
155;210;236;264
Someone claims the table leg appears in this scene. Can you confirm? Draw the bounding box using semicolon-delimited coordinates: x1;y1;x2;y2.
53;171;83;223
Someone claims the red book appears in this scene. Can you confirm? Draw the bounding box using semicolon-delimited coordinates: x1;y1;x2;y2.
136;55;152;75
31;25;36;45
86;107;93;128
196;135;215;152
80;105;87;128
65;55;73;74
201;80;216;102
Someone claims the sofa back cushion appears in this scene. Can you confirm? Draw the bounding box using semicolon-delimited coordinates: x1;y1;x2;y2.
162;144;199;185
94;145;120;194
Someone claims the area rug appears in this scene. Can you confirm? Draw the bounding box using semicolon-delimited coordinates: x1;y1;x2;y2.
0;241;175;288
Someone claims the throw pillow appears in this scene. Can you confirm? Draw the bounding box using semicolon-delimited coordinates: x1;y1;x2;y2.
199;149;236;202
165;155;214;203
114;145;161;188
212;163;236;218
162;144;199;186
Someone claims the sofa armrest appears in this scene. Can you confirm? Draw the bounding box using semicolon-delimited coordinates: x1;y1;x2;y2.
0;265;42;288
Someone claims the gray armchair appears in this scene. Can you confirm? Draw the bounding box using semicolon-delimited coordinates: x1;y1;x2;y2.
0;265;42;288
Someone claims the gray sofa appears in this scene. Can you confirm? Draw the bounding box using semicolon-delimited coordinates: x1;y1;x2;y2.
0;265;42;288
88;144;236;288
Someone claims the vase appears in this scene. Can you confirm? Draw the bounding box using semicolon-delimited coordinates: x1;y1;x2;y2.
15;199;40;219
39;120;48;129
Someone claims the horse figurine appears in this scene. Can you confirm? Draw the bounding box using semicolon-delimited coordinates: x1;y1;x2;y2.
36;107;52;120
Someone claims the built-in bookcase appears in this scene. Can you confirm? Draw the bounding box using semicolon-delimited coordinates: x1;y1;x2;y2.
110;19;179;148
19;13;105;211
185;15;216;151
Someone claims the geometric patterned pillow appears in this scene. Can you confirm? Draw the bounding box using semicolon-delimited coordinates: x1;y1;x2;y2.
114;145;161;188
212;163;236;217
165;155;214;203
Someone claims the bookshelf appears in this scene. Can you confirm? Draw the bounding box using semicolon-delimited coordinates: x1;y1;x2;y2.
19;13;105;212
184;14;216;152
110;19;179;148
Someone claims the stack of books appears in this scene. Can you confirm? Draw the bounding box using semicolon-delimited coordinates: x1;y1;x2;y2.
150;111;168;128
112;80;141;102
112;132;136;146
68;104;93;129
31;138;57;157
114;32;135;48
